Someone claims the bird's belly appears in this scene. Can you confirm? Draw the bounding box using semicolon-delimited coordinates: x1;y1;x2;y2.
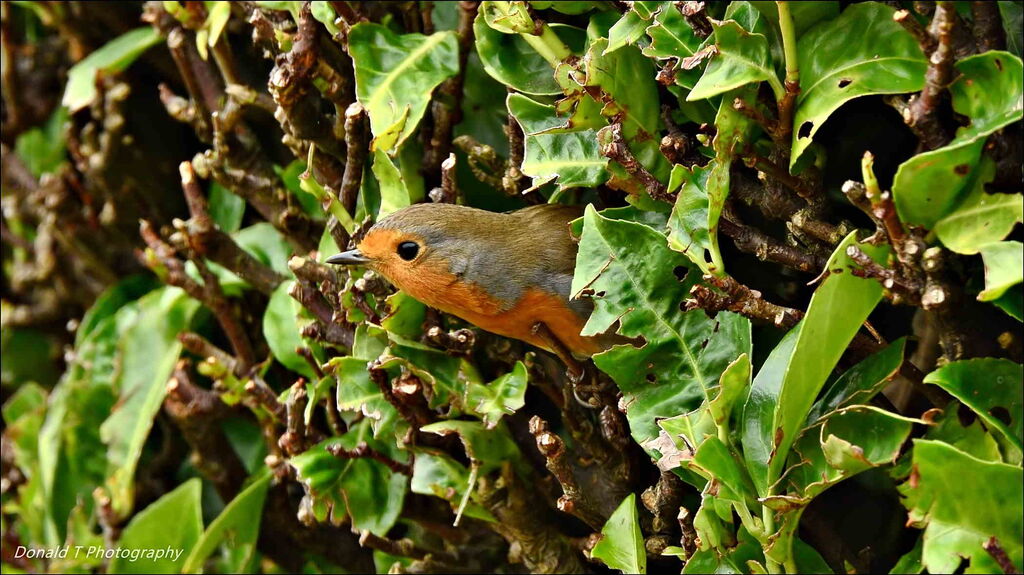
450;288;604;357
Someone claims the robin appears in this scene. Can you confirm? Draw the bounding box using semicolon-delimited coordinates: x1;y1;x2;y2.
326;203;613;370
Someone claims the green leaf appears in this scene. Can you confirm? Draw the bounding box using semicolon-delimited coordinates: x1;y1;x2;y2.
923;358;1023;455
208;183;246;233
101;287;199;517
181;471;272;574
108;478;202;574
380;290;426;340
572;206;751;444
590;493;646;574
420;420;523;476
900;440;1023;574
923;402;1003;463
332;356;402;439
893;51;1024;227
978;241;1024;302
233;222;293;277
667;162;715;273
748;1;839;36
641;4;703;89
744;233;886;496
310;1;339;36
263;281;316;380
584;38;670;185
349;23;459;153
474;15;585;95
781;406;917;504
993;284;1024;321
372;149;412;217
807;338;907;424
507;93;608;191
1001;1;1023;57
790;2;926;169
290;421;408;535
689;20;781;102
410;451;496;522
14;106;68;177
932;161;1022;255
381;334;481;411
63;27;163;112
465;361;529;428
605;10;647;54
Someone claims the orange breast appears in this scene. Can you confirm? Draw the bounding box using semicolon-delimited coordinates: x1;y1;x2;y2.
446;287;604;358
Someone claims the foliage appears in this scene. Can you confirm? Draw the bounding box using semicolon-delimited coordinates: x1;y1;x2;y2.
1;1;1021;575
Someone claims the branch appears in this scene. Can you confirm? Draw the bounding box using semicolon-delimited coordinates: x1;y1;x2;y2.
600;122;670;202
719;217;826;274
906;1;956;151
686;274;805;329
423;1;479;180
529;416;608;531
971;2;1007;52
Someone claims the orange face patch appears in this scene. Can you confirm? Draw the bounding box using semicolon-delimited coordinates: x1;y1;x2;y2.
356;228;507;317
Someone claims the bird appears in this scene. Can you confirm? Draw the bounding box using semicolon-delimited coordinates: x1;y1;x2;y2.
326;202;611;367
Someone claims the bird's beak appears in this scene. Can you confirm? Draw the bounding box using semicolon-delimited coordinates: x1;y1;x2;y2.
326;249;371;265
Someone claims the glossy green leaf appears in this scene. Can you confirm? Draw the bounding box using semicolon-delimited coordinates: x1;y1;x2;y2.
667;162;715;273
410;451;495;522
420;420;522;476
767;233;886;487
605;10;647;54
978;241;1024;302
689;20;781;102
14;105;68;177
263;281;317;380
781;406;917;504
923;358;1023;455
742;324;801;497
465;361;529;428
900;440;1023;574
529;1;600;15
101;287;199;517
807;338;907;424
349;23;458;152
993;284;1024;321
743;234;887;496
290;420;408;535
380;290;426;339
933;166;1022;255
572;206;751;444
233;222;293;277
208;183;246;233
474;16;586;95
108;478;202;574
749;1;839;36
584;37;670;187
507;93;608;190
381;334;482;411
481;1;534;33
332;356;399;439
590;493;645;574
372;149;412;217
923;402;1003;463
63;27;163;112
790;2;926;169
641;4;703;90
893;52;1024;227
181;471;272;574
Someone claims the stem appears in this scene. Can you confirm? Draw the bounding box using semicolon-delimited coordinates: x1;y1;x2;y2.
453;463;479;527
776;2;799;86
775;1;800;147
525;24;572;66
490;1;571;67
762;504;782;573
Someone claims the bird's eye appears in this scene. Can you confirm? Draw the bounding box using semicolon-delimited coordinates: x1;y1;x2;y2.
396;241;419;261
